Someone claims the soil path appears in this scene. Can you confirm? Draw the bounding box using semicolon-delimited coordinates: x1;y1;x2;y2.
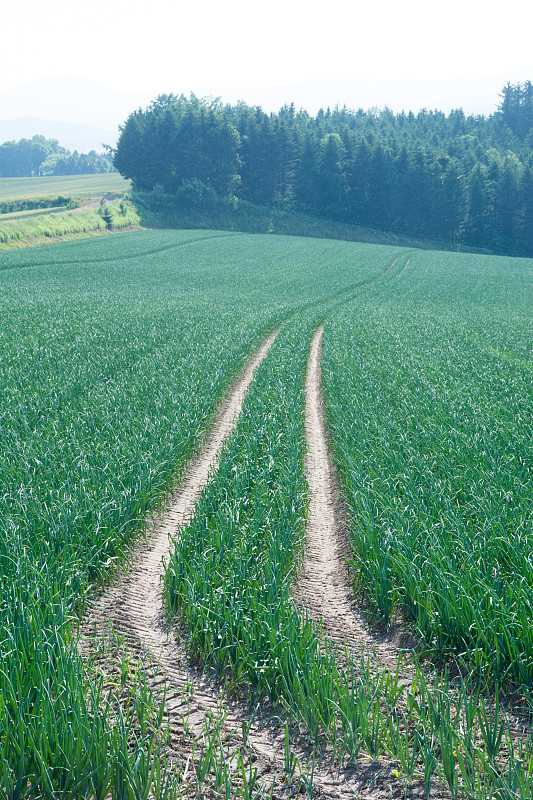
295;325;415;676
82;331;284;761
72;194;115;212
397;257;411;277
379;256;399;278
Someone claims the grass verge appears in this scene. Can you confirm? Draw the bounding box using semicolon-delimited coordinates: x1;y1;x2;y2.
0;198;140;248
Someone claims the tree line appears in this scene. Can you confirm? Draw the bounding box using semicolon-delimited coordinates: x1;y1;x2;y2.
114;83;533;256
0;135;115;177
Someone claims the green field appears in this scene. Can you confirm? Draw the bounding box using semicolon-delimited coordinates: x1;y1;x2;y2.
322;251;533;688
0;204;67;220
1;230;533;798
0;172;131;201
0;174;135;248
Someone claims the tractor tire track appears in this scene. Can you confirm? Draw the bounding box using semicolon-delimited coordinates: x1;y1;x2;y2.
379;256;399;278
295;325;416;678
397;257;411;277
80;325;403;799
81;330;286;764
80;322;442;799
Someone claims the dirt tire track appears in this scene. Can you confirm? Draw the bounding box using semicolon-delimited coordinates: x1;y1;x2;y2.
81;330;286;762
80;324;424;799
295;325;416;677
379;256;399;278
80;326;407;799
397;257;411;277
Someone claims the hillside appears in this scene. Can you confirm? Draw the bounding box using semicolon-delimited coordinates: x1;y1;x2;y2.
115;84;533;257
2;229;533;798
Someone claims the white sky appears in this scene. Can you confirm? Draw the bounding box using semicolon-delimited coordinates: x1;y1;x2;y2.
2;0;533;117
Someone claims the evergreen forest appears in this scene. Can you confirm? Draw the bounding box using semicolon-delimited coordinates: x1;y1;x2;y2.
114;82;533;256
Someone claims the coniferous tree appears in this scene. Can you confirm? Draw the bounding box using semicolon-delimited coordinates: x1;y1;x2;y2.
294;132;319;212
317;133;346;217
517;163;533;256
463;165;490;248
439;160;465;242
492;156;520;253
113;83;533;256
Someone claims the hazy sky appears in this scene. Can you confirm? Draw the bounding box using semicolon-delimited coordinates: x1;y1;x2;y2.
3;0;533;116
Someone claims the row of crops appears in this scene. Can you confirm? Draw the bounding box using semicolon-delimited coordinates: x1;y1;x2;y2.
0;231;393;798
161;252;533;797
163;307;533;798
322;251;533;689
1;229;533;797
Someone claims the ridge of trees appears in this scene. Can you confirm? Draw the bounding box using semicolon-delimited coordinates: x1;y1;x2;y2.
0;135;116;177
114;84;533;256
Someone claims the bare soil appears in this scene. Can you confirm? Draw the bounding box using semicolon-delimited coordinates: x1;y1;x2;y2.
294;325;417;678
397;257;411;277
81;334;288;766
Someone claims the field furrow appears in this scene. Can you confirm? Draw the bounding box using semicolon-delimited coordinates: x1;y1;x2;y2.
81;331;283;759
295;325;415;680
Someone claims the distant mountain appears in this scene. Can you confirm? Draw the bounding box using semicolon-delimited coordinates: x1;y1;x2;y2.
0;116;117;153
0;76;154;152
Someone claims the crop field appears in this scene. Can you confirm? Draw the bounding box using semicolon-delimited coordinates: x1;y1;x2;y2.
322;252;533;687
1;230;533;798
0;173;131;201
0;174;137;248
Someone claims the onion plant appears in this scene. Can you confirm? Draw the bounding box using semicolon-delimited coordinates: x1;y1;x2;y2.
322;249;533;690
164;287;533;796
0;230;393;797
